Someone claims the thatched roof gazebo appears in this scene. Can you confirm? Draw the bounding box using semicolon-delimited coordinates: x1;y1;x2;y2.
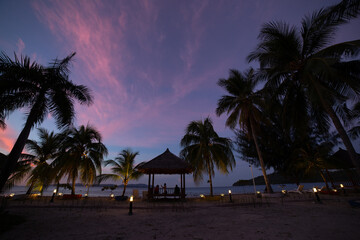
137;148;192;199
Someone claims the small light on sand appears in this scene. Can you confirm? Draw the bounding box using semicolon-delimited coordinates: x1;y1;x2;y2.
84;193;88;197
340;184;344;188
53;189;57;194
313;187;317;193
256;191;260;194
228;190;232;194
58;193;63;196
282;190;286;194
200;194;205;198
333;189;337;192
9;193;15;197
129;195;134;215
220;194;224;197
110;194;115;198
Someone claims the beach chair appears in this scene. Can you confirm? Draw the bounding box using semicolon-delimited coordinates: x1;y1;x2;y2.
288;185;304;194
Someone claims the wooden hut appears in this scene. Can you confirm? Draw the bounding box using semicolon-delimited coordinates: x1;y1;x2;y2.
137;148;192;199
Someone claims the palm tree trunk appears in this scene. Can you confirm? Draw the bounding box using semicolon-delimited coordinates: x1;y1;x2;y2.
206;158;213;196
325;168;336;189
319;170;329;190
0;112;37;193
26;180;36;195
71;175;76;195
313;83;360;176
250;119;273;193
122;182;127;197
56;182;60;196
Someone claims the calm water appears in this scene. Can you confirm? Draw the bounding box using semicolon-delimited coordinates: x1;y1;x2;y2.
2;182;325;198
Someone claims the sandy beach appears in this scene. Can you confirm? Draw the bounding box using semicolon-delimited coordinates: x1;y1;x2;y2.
1;193;360;240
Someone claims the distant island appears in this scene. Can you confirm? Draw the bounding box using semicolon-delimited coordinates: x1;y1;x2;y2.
233;170;354;186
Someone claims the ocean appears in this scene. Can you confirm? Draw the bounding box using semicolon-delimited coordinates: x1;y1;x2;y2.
2;182;325;198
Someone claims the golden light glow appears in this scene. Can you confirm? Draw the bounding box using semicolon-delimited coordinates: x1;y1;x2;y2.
228;190;232;194
333;189;337;192
53;189;57;194
130;195;134;202
200;194;205;198
313;187;317;193
340;184;344;188
58;193;63;196
110;194;115;198
256;191;260;194
9;193;15;197
282;190;286;194
220;193;224;197
84;193;88;197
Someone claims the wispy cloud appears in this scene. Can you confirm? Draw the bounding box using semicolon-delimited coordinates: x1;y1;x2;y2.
16;38;25;55
31;0;234;149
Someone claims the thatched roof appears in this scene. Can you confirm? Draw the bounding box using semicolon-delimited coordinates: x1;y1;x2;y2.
137;148;192;174
327;148;357;169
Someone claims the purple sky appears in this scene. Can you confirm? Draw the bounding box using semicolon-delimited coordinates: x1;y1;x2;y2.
1;0;359;188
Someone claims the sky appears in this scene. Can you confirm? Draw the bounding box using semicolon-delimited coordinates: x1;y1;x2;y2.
1;0;359;188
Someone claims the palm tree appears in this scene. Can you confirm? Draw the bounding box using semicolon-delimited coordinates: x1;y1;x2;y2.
295;143;333;189
97;149;143;196
216;68;273;193
25;128;61;195
247;0;360;175
54;124;107;195
0;52;93;192
180;117;235;196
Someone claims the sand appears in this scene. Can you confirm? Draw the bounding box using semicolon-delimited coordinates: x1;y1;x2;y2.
1;193;360;240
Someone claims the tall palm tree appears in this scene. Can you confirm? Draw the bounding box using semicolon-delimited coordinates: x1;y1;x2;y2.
25;128;61;195
97;149;143;196
180;117;235;196
216;68;273;193
54;124;107;195
247;0;360;175
0;52;93;192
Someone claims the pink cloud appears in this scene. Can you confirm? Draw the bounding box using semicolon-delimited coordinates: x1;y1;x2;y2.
30;0;233;149
0;126;17;154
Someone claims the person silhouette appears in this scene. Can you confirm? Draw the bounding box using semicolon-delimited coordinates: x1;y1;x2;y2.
161;183;167;194
174;184;180;195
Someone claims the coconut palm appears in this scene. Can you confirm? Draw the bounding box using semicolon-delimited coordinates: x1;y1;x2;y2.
295;142;333;189
0;52;93;192
97;149;143;196
25;128;62;195
54;124;107;195
247;0;360;175
180;117;235;196
216;68;273;193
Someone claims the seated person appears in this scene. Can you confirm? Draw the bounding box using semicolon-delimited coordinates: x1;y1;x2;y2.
174;184;180;195
154;185;159;194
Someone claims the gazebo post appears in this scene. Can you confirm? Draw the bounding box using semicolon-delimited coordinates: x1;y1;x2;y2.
180;174;183;197
183;173;186;199
152;173;155;193
148;174;151;198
